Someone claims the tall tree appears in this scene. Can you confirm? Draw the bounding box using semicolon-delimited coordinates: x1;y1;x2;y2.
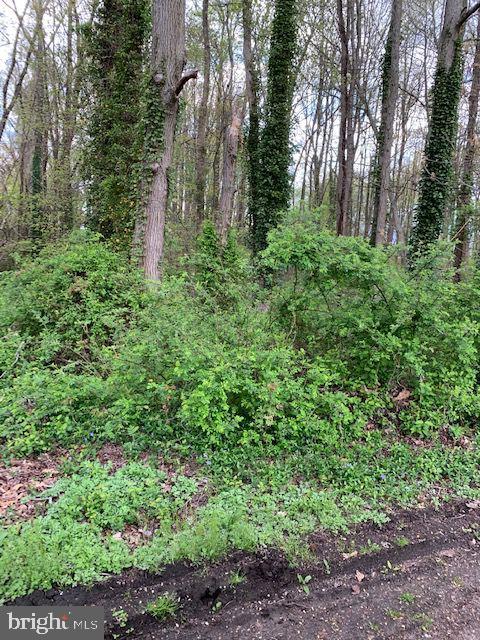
242;0;261;239
251;0;298;253
370;0;403;247
83;0;149;248
454;14;480;276
194;0;211;226
219;102;242;240
410;0;480;256
141;0;197;280
335;0;356;236
0;3;33;144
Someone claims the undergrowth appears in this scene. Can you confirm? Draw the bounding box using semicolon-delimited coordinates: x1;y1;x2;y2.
1;224;480;601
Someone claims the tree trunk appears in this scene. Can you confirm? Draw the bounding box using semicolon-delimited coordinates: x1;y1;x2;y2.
370;0;403;247
335;0;356;236
242;0;261;235
252;0;298;253
409;0;471;257
219;104;242;241
194;0;211;227
454;14;480;277
142;0;196;281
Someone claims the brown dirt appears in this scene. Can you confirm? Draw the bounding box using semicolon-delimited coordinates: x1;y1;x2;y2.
0;452;62;522
12;500;480;639
0;445;128;523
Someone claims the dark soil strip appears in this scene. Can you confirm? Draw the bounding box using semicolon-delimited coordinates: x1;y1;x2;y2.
13;501;480;640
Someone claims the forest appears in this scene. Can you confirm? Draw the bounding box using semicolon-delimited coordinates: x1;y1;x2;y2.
1;0;480;637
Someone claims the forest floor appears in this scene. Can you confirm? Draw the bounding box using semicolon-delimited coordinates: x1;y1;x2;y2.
14;500;480;640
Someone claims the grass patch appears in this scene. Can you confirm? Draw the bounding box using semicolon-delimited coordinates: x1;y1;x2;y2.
146;594;179;620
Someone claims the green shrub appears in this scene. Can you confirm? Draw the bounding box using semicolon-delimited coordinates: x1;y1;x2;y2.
263;224;480;438
44;461;197;530
0;230;147;368
0;367;111;455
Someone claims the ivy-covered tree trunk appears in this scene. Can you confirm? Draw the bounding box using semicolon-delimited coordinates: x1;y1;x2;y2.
83;0;149;249
251;0;298;254
409;0;470;256
242;0;261;241
141;0;197;281
454;14;480;278
28;0;49;244
370;0;403;247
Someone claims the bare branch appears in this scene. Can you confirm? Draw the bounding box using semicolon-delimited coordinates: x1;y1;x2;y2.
175;69;199;96
459;1;480;29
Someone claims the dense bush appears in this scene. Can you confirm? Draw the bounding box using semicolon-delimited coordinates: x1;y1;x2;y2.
2;225;480;456
264;223;480;437
0;230;147;369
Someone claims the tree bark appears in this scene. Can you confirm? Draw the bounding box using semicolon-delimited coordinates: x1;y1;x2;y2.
371;0;403;247
454;14;480;277
219;104;242;241
194;0;211;227
142;0;196;281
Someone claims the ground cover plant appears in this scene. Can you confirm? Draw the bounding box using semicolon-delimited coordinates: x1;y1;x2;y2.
1;228;480;605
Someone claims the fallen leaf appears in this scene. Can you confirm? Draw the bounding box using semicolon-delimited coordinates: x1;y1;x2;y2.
438;549;455;558
351;584;361;595
342;551;358;560
355;570;365;583
393;389;411;403
466;500;480;510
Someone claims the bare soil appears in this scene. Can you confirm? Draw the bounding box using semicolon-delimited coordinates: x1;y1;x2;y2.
13;501;480;640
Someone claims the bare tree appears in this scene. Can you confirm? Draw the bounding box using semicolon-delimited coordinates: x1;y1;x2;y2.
142;0;197;281
371;0;403;246
194;0;211;226
454;13;480;276
219;102;243;240
0;1;33;142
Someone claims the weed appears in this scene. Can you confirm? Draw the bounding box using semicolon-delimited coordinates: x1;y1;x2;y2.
359;539;381;555
386;609;403;620
413;613;433;631
211;600;222;613
395;536;410;548
228;570;246;587
145;594;179;620
400;592;416;604
297;574;312;595
111;609;129;627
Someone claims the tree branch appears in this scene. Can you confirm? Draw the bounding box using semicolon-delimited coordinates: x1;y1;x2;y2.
459;1;480;29
175;69;198;96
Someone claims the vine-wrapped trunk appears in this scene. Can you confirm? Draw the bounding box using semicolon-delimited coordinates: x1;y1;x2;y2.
409;0;468;256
